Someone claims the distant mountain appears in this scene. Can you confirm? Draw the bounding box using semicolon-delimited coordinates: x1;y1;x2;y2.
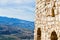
0;16;34;39
0;16;34;30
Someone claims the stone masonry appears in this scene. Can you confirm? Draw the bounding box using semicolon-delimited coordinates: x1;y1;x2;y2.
34;0;60;40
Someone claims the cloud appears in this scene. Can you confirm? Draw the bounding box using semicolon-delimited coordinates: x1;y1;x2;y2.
0;0;35;21
0;0;35;5
0;7;35;21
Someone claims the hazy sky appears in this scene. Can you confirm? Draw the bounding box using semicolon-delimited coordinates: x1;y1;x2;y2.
0;0;35;21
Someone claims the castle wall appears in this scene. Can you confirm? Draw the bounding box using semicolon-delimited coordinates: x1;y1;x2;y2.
34;0;60;40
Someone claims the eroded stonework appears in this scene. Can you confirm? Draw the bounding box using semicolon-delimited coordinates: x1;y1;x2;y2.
34;0;60;40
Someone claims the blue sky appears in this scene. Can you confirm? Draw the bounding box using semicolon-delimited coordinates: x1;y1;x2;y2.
0;0;35;22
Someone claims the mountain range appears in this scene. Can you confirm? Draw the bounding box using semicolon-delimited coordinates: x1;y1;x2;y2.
0;16;34;40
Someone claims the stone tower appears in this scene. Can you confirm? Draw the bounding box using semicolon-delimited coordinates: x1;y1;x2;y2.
34;0;60;40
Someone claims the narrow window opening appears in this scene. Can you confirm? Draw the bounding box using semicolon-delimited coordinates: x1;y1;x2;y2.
51;1;55;17
51;8;55;17
37;28;41;40
51;31;58;40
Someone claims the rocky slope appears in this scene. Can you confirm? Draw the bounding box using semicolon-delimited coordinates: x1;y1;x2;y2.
0;16;34;40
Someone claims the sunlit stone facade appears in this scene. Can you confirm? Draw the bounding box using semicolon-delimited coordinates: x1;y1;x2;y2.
34;0;60;40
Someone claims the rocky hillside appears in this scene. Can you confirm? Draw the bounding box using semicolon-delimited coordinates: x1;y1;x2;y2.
0;16;34;40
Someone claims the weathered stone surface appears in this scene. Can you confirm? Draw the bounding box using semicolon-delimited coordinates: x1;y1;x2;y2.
34;0;60;40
